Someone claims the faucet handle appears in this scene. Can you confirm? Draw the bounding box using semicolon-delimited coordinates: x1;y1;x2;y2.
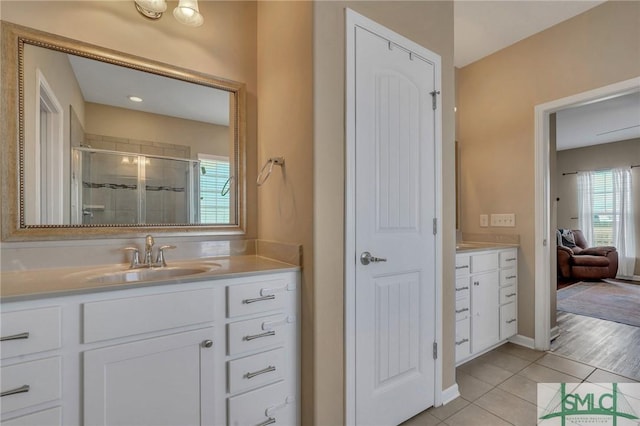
123;247;140;269
156;245;176;267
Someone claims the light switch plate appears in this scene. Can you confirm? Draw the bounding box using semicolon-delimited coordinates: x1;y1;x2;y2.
480;214;489;227
490;213;515;227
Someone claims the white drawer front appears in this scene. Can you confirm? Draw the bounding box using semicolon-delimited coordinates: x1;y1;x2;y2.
471;253;498;273
2;407;62;426
500;268;517;287
455;255;470;277
500;303;517;340
83;288;215;343
455;277;470;300
499;250;518;268
455;298;470;322
227;278;290;318
228;381;294;426
227;314;288;356
1;357;61;414
228;347;285;394
500;286;517;305
1;307;61;359
455;319;470;362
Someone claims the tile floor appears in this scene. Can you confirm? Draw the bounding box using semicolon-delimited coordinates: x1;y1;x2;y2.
401;342;639;426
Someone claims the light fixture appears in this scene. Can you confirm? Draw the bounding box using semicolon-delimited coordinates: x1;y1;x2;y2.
173;0;204;27
134;0;203;27
128;95;143;103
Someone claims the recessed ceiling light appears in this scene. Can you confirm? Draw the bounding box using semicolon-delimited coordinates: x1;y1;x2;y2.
128;96;143;103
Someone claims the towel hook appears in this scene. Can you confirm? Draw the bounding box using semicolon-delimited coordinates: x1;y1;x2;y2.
257;157;285;186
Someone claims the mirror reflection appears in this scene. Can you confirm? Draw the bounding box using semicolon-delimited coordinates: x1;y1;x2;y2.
23;43;237;226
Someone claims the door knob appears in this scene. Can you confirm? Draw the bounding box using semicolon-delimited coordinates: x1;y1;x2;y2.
201;340;213;348
360;251;387;266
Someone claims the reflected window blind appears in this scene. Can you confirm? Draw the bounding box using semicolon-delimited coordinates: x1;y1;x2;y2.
198;154;230;223
591;170;615;246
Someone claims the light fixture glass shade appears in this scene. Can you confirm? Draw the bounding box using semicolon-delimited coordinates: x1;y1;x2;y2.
134;0;167;19
173;0;204;27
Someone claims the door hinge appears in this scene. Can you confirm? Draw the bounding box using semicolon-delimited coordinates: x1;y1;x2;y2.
430;90;440;110
433;342;438;359
433;218;437;235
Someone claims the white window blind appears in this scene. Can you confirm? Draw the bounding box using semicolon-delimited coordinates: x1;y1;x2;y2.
198;154;230;224
591;170;615;246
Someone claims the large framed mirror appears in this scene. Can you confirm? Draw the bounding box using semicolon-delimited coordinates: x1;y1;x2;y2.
1;22;246;241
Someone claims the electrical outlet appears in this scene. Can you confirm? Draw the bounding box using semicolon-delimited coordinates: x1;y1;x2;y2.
490;213;515;227
480;214;489;227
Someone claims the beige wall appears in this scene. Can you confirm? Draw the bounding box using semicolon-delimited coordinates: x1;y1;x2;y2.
256;2;314;424
313;2;455;424
1;0;258;240
457;1;640;339
556;138;640;276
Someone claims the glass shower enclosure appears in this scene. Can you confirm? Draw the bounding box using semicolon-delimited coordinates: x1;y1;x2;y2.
71;147;200;225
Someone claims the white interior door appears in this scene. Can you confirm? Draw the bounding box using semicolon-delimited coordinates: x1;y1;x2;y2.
354;23;437;426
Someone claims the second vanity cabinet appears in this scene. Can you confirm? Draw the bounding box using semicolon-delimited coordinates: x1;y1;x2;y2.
0;270;299;426
455;248;518;364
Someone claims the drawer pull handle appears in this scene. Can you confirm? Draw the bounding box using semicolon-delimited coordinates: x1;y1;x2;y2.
506;293;516;298
455;338;469;346
455;265;469;270
244;330;276;341
243;295;276;304
245;365;276;379
505;258;516;262
455;286;469;291
256;418;276;426
506;319;516;324
1;385;30;397
455;308;469;314
0;332;29;341
506;275;517;280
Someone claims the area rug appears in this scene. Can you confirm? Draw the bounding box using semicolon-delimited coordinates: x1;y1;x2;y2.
557;280;640;327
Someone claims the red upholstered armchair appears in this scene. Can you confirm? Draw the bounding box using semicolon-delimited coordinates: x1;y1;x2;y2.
557;229;618;280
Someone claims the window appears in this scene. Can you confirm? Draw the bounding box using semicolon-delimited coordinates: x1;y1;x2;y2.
198;154;230;224
591;170;615;246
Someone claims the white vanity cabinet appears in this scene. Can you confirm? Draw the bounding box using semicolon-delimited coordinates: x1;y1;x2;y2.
455;248;518;364
0;270;300;426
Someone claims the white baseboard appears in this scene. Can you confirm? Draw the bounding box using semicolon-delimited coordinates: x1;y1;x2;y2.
508;334;535;349
441;383;460;405
550;326;560;341
633;275;640;282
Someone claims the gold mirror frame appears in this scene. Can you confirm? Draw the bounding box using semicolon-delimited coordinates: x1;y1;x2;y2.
0;22;246;241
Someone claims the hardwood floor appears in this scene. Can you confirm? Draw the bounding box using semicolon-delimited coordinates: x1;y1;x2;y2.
550;311;640;380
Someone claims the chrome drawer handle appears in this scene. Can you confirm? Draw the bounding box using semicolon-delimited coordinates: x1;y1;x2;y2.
505;293;516;298
455;308;469;314
455;338;469;346
244;330;276;341
1;385;30;397
256;418;276;426
455;286;469;291
245;365;276;379
243;295;276;304
505;275;517;280
506;319;516;324
505;258;516;262
0;332;29;341
455;265;469;270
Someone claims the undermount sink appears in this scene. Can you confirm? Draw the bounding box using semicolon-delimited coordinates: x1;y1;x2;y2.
83;263;221;285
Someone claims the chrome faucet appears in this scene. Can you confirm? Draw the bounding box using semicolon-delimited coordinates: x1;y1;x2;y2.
123;235;176;269
144;235;155;266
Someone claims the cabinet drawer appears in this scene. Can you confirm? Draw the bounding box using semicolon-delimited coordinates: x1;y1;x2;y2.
227;278;291;318
499;250;518;268
500;268;517;287
471;253;498;273
1;357;61;414
83;288;215;343
228;347;285;394
500;286;517;305
500;303;517;340
455;277;470;300
455;319;470;362
455;298;470;322
227;314;289;356
1;307;61;359
228;381;294;426
2;407;61;426
455;255;470;277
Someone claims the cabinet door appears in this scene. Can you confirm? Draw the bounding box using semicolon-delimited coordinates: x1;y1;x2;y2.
471;271;499;353
84;328;215;426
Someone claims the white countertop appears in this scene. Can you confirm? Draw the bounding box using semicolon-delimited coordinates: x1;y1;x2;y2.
0;255;299;302
455;242;519;253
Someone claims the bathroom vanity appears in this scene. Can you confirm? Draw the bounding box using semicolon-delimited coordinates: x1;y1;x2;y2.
454;245;518;364
0;258;300;426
